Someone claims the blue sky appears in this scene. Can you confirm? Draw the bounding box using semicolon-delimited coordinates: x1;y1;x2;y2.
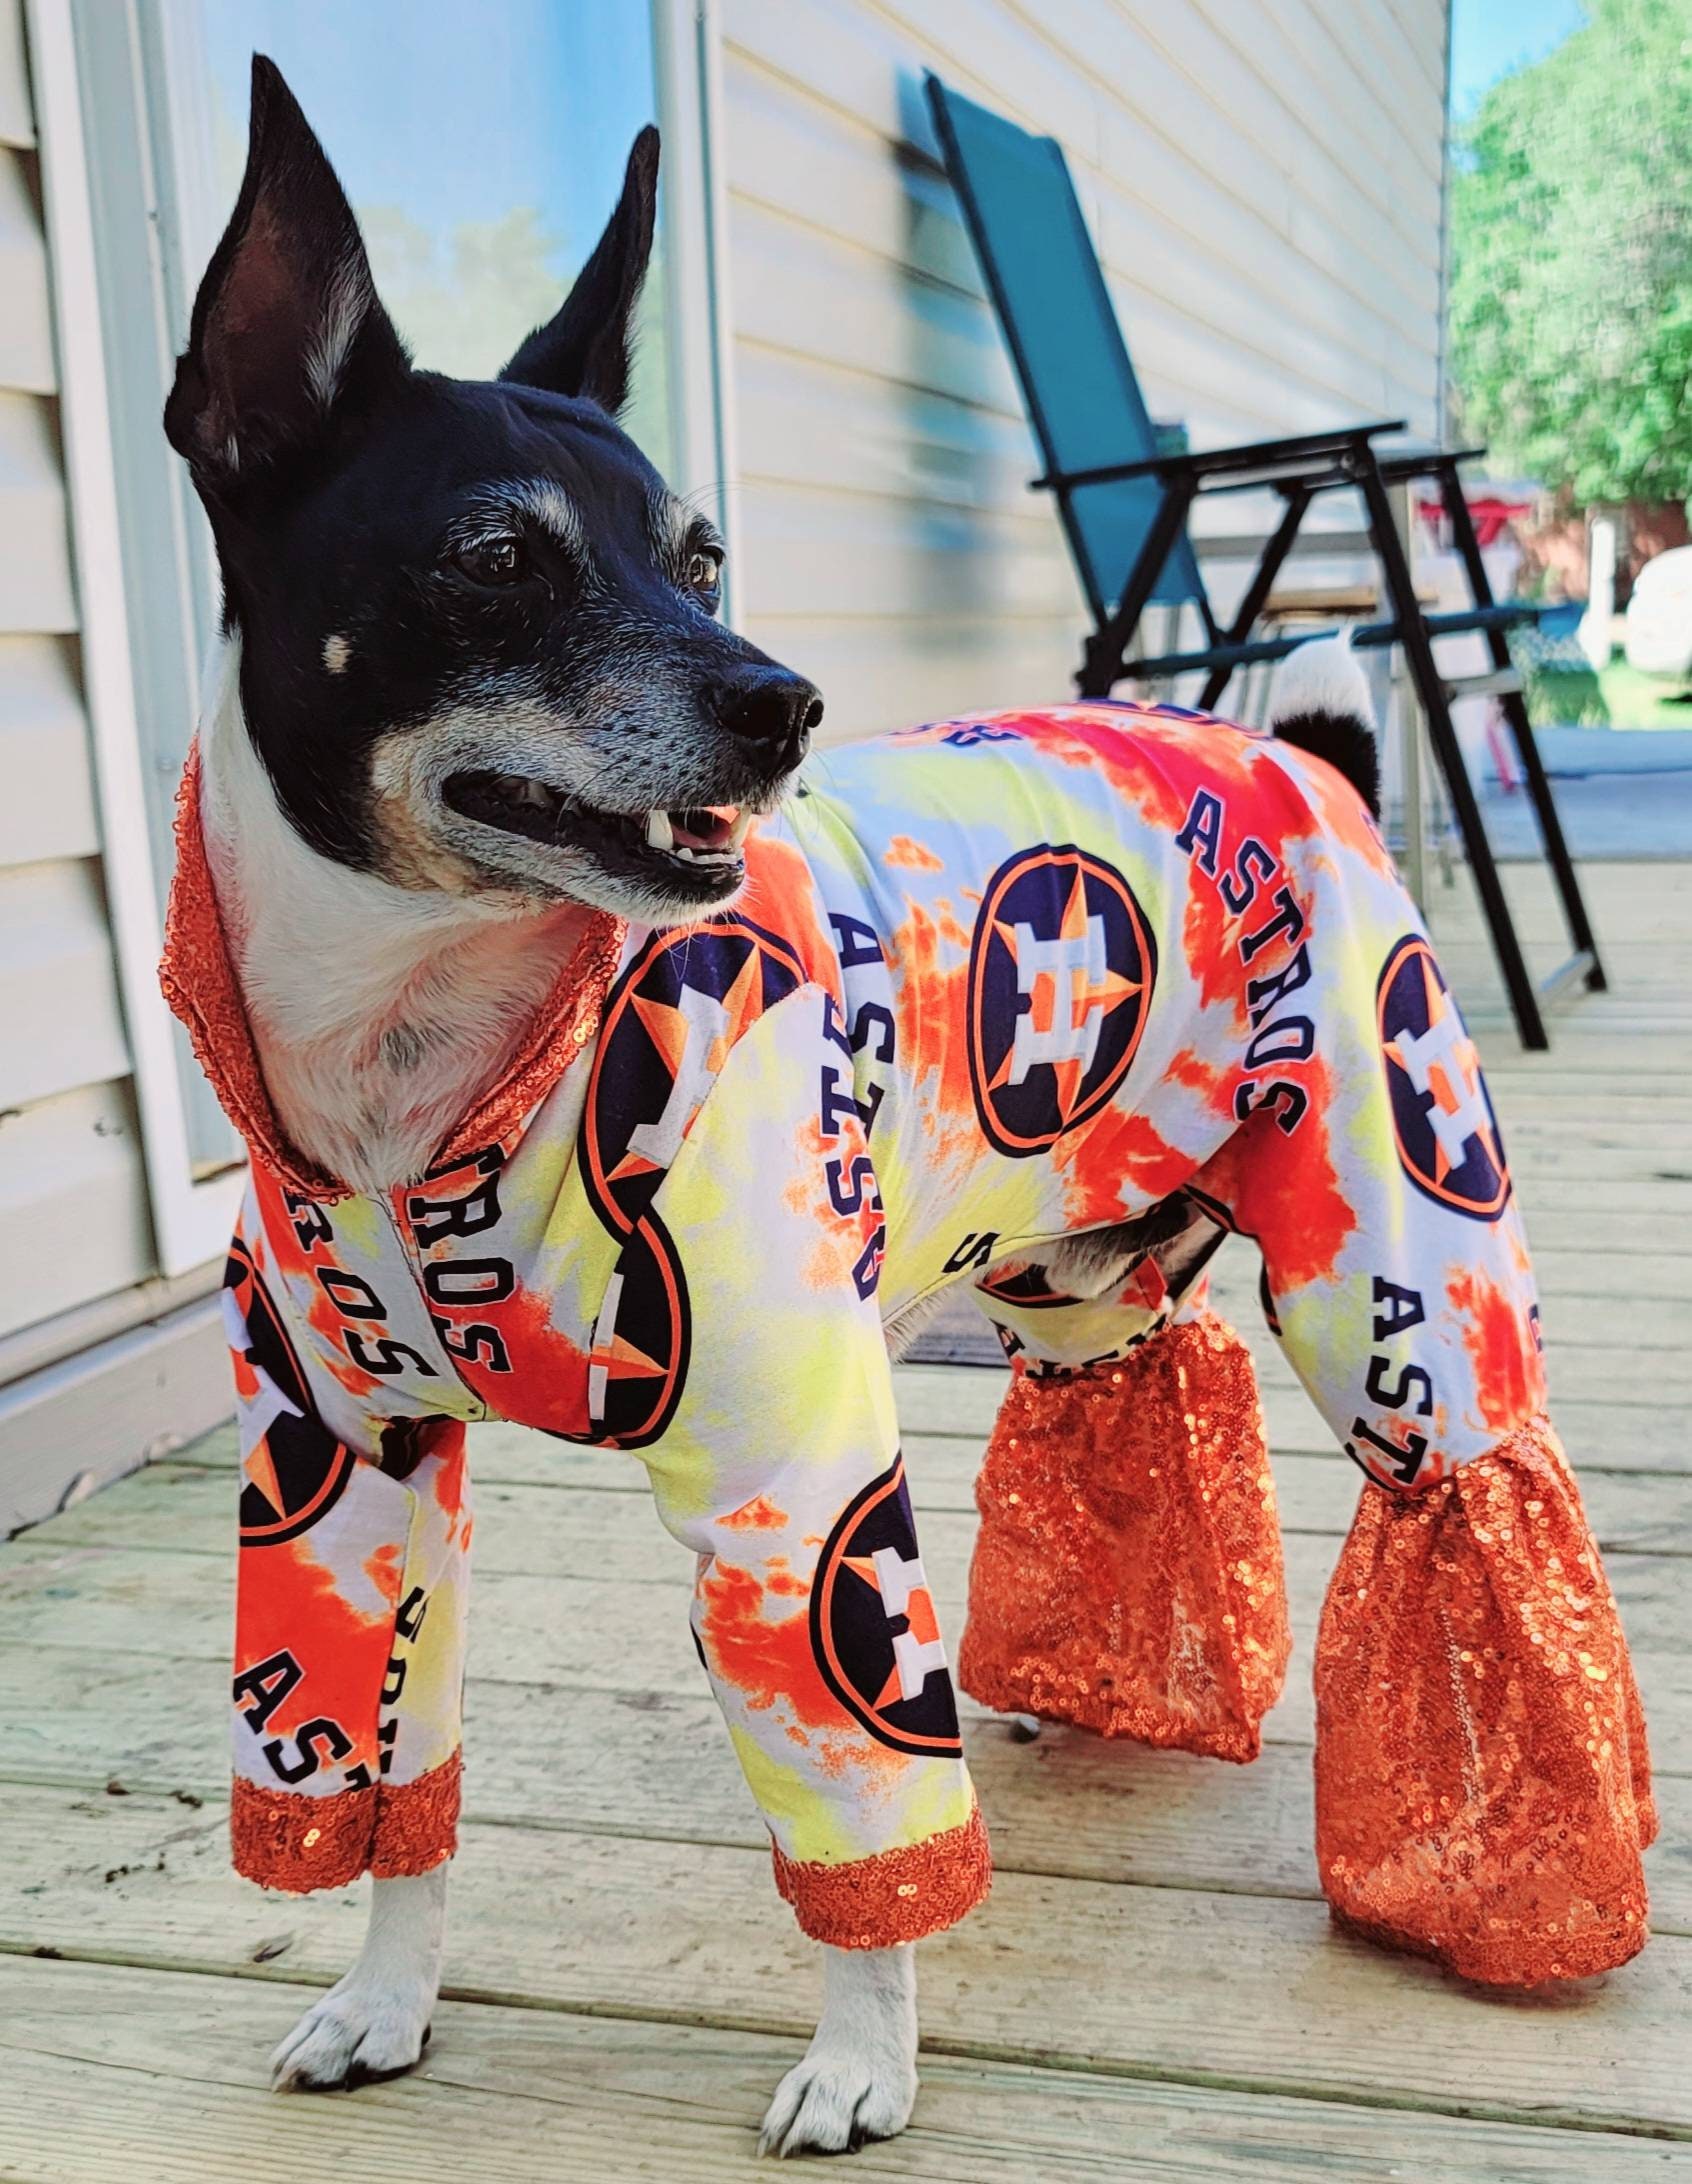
202;1;658;249
1449;0;1588;117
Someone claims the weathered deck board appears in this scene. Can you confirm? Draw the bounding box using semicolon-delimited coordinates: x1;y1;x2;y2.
3;1528;1687;1772
10;1958;1682;2184
891;1353;1692;1434
1;1784;1688;2137
40;1452;1692;1561
5;1648;1689;1937
1;856;1686;2176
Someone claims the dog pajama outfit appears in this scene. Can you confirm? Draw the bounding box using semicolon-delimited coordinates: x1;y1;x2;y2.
163;699;1654;1977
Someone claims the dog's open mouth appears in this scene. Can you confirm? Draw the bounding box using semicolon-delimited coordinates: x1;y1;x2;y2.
441;770;753;881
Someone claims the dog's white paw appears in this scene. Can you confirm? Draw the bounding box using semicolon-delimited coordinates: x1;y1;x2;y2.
758;1940;918;2157
270;1865;447;2093
269;1973;433;2091
758;2041;917;2157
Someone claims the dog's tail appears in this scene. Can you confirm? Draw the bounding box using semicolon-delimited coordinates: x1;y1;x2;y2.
1265;629;1381;818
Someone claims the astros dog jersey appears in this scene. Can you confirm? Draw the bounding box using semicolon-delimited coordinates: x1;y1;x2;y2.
163;699;1653;1975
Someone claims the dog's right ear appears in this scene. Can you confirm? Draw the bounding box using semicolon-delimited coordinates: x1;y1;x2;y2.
165;55;408;493
498;127;659;414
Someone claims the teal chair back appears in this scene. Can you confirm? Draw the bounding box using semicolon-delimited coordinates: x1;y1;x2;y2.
924;73;1205;619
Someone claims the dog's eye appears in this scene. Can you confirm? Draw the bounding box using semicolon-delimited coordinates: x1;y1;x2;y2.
453;538;527;588
686;547;723;609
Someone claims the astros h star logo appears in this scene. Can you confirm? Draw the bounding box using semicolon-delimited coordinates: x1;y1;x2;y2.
580;918;810;1446
968;845;1155;1157
1378;933;1511;1221
224;1236;355;1545
811;1459;963;1756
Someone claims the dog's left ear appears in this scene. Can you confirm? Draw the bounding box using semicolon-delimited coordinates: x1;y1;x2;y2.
499;126;659;414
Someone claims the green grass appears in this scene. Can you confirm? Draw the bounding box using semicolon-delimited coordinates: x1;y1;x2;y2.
1597;657;1692;729
1523;654;1692;730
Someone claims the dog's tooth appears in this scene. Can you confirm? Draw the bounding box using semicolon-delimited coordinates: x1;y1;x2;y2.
726;810;752;851
673;844;697;862
517;778;551;808
645;810;675;851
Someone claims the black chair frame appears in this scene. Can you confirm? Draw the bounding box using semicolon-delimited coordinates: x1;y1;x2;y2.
1035;430;1605;1050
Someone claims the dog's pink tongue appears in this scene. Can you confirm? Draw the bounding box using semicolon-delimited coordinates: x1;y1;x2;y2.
671;805;737;851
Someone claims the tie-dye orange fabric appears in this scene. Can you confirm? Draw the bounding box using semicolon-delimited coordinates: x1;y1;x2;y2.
168;700;1650;1964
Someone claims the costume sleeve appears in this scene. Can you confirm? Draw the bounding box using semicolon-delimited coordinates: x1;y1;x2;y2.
222;1204;470;1895
617;983;989;1948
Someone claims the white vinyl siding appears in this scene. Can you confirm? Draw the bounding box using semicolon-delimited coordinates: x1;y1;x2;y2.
718;0;1449;733
0;0;155;1341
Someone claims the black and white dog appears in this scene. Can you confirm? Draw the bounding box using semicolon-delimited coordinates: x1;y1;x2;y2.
167;59;915;2157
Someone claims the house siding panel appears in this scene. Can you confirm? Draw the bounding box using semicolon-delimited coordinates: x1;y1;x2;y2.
0;1080;153;1337
718;0;1449;734
0;12;153;1347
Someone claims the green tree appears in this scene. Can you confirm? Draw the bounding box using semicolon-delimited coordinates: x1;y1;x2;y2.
1448;0;1692;504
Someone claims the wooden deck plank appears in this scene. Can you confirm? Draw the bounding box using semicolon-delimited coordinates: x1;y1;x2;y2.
3;1524;1687;1778
42;1452;1692;1563
7;1956;1678;2184
0;1785;1686;2138
5;1509;1686;1680
4;1647;1688;1936
893;1350;1692;1430
1202;1254;1691;1331
163;1377;1690;1478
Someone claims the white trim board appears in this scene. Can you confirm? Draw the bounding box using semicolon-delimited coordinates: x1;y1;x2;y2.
654;0;743;622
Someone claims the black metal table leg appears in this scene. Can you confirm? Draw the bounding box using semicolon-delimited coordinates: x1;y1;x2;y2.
1435;463;1607;993
1355;456;1550;1049
1077;473;1196;699
1197;485;1311;713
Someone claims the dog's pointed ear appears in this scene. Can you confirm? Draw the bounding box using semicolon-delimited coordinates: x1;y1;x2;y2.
499;126;659;414
165;55;408;490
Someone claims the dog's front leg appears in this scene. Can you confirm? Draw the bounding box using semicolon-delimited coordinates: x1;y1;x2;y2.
271;1862;448;2091
758;1941;918;2157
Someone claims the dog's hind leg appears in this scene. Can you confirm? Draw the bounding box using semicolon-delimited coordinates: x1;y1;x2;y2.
960;1247;1289;1761
1188;919;1654;1985
759;1942;917;2157
271;1863;448;2090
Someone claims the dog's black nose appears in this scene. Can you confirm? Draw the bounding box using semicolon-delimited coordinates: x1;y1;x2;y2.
716;668;822;773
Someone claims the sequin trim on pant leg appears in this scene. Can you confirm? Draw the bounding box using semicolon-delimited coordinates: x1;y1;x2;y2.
772;1807;992;1948
230;1776;378;1895
371;1749;463;1879
1315;1413;1655;1984
230;1749;462;1895
958;1312;1290;1761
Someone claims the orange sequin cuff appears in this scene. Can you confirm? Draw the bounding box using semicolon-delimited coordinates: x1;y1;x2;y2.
958;1313;1289;1761
771;1807;992;1948
372;1751;463;1879
1315;1414;1655;1985
231;1752;461;1894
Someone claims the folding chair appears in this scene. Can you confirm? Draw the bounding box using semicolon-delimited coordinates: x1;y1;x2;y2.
924;72;1604;1050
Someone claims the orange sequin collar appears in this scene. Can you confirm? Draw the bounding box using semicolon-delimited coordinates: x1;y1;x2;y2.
158;743;626;1201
